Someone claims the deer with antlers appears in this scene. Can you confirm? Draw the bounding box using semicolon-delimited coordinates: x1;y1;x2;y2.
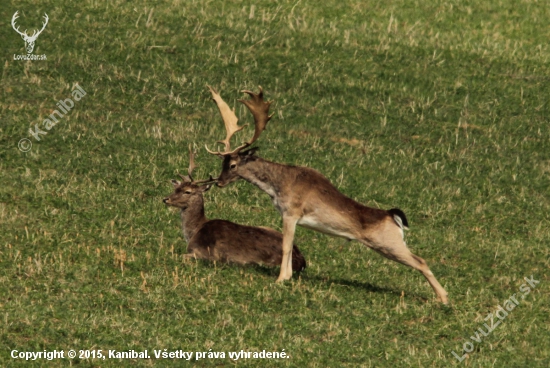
11;11;49;54
205;86;448;304
163;147;306;272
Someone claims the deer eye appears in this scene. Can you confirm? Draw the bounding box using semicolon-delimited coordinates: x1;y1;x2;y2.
185;190;192;194
230;163;237;169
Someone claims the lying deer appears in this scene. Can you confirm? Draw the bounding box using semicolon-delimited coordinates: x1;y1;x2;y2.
205;86;448;304
163;147;306;272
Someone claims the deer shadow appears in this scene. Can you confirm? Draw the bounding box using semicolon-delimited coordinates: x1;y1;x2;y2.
302;274;430;304
188;259;430;303
246;265;429;302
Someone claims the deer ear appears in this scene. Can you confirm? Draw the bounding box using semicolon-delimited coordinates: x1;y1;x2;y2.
171;179;181;187
240;147;259;158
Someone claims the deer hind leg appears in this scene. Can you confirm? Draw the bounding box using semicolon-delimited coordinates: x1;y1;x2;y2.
277;216;298;282
363;221;449;304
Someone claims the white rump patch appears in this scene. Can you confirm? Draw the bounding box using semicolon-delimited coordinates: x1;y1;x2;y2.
393;214;404;229
393;215;405;239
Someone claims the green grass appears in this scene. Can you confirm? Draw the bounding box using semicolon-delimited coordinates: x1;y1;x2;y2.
1;0;549;366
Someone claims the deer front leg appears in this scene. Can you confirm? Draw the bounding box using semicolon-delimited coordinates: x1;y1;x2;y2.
277;216;298;282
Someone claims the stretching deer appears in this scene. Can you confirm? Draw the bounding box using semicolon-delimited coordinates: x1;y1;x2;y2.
163;147;306;272
205;86;448;304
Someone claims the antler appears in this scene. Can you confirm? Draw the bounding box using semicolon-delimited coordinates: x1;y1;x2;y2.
205;85;247;156
187;145;196;181
193;174;217;185
179;145;218;185
29;13;49;40
238;86;273;146
11;12;48;40
205;86;273;156
11;11;26;38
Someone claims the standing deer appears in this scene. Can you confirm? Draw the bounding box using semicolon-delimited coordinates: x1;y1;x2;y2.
205;86;448;304
163;147;306;272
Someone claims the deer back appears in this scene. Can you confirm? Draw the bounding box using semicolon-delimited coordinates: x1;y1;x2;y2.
188;220;306;271
217;152;391;235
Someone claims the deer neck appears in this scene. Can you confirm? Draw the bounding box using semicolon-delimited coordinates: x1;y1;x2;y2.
240;158;284;201
179;197;207;243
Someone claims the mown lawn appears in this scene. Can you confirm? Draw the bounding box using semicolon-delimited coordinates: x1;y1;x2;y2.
0;0;548;366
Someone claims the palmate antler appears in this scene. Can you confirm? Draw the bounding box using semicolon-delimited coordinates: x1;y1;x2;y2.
239;88;273;146
205;85;246;155
205;86;273;156
179;145;217;184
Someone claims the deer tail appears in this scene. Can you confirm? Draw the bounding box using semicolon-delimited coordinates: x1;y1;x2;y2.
389;208;409;230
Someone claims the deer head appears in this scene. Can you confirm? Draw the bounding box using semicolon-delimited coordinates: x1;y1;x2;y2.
12;11;49;54
205;86;273;187
163;146;217;208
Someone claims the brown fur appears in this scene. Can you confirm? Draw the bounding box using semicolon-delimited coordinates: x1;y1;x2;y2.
163;180;306;272
215;152;448;304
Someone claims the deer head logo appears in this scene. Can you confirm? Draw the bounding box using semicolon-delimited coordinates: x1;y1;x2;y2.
11;11;49;54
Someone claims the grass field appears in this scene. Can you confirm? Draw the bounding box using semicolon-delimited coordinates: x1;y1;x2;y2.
1;0;549;366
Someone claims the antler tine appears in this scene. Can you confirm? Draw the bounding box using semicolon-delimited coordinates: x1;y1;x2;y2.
177;172;217;185
11;11;26;37
238;86;274;146
205;142;249;156
206;85;247;155
183;144;218;184
28;13;48;40
35;13;49;37
193;175;219;185
187;144;196;181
